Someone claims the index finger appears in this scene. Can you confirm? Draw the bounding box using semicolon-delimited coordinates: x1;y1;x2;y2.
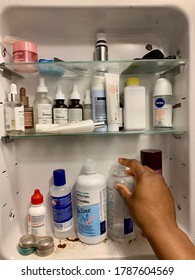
118;158;145;176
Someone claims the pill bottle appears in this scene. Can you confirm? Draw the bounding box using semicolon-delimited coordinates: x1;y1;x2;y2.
28;189;46;236
76;159;107;244
107;162;135;242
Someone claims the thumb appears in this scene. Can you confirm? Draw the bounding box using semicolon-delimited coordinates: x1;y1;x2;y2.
115;183;132;203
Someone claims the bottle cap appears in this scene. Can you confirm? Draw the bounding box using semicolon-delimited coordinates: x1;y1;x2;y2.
153;78;172;96
53;169;66;186
126;77;140;86
8;83;19;102
31;189;43;205
70;84;80;100
83;158;97;174
140;149;162;170
96;32;107;43
55;85;65;100
84;89;91;104
20;87;29;106
108;123;119;132
37;77;48;93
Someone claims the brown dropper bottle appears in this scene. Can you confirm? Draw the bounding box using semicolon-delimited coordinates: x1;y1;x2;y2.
20;87;34;129
68;84;83;123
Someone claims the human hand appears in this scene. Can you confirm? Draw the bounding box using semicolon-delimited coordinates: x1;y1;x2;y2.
115;158;176;238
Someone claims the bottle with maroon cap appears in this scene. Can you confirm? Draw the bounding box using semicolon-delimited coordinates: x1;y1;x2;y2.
140;149;162;175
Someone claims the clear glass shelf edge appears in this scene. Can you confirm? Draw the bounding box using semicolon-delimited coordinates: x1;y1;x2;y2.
3;129;186;140
0;59;187;78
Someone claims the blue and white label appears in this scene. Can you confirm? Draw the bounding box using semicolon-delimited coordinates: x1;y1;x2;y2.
51;193;73;231
76;188;107;237
153;96;173;128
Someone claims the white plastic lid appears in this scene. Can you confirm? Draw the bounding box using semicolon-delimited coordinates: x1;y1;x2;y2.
70;84;80;100
108;123;119;132
153;78;172;96
55;85;65;100
8;83;18;102
96;32;106;42
83;158;97;174
84;89;91;104
37;77;48;93
112;161;127;174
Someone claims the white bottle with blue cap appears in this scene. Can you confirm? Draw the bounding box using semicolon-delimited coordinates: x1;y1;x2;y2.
50;169;73;238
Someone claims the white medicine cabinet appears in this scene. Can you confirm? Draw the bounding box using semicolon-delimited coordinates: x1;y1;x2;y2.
0;1;193;260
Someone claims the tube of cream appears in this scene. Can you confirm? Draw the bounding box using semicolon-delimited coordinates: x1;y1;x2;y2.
35;120;105;134
105;73;120;132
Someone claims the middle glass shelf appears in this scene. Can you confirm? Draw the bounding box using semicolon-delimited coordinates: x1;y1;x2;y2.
0;59;187;78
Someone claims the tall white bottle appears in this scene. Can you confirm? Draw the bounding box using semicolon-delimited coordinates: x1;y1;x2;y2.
4;83;24;134
33;77;52;126
50;169;73;239
28;189;46;236
76;159;107;244
124;77;146;130
107;162;135;242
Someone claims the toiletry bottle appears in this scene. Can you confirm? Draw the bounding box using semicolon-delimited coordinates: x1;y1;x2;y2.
68;84;83;123
140;149;162;175
91;74;107;131
83;89;92;120
94;32;108;61
33;77;52;126
50;169;73;239
28;189;46;236
4;83;24;134
124;77;146;130
20;87;34;129
53;85;68;124
107;162;135;242
153;78;173;129
76;159;107;244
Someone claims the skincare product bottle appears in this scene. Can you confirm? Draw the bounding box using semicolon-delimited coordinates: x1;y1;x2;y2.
20;87;33;129
105;73;120;132
107;162;135;242
33;77;52;126
53;85;68;124
68;84;83;123
94;32;108;61
76;159;107;244
28;189;46;236
124;77;146;130
4;83;25;134
91;74;107;131
83;89;92;120
153;78;173;129
140;149;162;175
50;169;73;239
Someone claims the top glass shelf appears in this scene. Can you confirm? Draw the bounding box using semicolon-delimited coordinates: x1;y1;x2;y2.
0;59;187;78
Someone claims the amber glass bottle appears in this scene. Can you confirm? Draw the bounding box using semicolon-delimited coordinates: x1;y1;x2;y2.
68;84;83;123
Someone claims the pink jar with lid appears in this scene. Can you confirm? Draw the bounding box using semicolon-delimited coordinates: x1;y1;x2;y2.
13;41;38;63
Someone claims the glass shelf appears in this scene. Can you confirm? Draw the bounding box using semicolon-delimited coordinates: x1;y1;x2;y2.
0;59;187;78
3;128;185;140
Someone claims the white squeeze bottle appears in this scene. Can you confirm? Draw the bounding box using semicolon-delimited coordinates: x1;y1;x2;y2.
76;159;107;244
50;169;73;239
33;77;52;126
107;162;135;242
124;77;146;130
28;189;46;236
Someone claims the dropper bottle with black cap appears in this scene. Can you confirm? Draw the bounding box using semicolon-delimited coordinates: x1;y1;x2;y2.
94;32;108;61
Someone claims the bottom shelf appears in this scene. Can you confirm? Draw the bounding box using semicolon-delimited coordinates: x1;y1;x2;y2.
1;225;155;260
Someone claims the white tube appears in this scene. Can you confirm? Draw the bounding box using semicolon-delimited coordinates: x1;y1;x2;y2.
35;120;104;134
104;73;120;132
